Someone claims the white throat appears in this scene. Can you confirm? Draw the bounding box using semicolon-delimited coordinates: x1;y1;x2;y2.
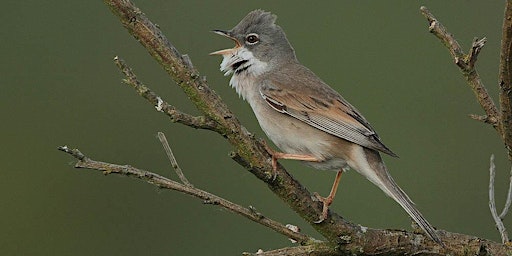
219;47;268;100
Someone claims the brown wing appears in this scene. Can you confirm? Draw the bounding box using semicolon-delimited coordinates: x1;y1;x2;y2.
259;79;397;157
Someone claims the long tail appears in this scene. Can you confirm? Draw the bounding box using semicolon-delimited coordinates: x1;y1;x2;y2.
352;147;442;244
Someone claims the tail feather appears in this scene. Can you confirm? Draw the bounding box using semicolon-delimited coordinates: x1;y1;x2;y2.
383;171;442;244
353;147;442;244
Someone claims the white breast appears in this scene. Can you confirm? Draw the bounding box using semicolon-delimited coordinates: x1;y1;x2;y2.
219;47;268;100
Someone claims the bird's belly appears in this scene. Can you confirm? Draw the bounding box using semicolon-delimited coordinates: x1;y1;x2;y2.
250;98;350;171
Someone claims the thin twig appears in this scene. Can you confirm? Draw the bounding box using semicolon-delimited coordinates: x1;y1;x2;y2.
58;145;86;161
57;145;312;244
469;114;499;125
420;6;499;127
157;132;193;187
113;56;220;132
242;244;336;256
488;154;510;243
468;37;488;70
421;5;512;245
499;167;512;219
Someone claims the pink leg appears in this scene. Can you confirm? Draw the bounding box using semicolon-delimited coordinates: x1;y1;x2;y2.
261;141;321;180
271;151;320;170
315;171;343;223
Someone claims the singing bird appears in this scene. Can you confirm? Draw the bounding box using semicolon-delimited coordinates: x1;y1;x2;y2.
211;9;441;244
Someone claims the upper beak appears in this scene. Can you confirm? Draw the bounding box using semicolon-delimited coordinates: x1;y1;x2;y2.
210;30;242;56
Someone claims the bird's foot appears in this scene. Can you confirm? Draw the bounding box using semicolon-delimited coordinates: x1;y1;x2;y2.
259;139;279;180
313;192;333;223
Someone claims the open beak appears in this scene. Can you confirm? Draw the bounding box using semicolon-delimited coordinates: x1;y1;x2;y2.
209;30;242;56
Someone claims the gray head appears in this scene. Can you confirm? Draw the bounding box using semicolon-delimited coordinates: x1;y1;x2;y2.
211;10;297;68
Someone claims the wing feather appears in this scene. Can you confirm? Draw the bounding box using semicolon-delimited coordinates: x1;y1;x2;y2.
259;80;397;157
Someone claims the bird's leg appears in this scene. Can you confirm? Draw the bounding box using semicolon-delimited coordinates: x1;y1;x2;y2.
270;151;320;169
260;140;320;178
314;170;343;223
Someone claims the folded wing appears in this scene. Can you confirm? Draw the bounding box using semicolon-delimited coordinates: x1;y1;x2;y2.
259;80;397;157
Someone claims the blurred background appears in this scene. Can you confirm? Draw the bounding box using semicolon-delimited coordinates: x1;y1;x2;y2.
1;1;510;255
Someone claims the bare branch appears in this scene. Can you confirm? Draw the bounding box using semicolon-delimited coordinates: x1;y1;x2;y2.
57;145;312;244
469;114;499;125
499;1;512;160
488;154;510;243
58;145;85;161
181;54;194;69
421;6;464;65
242;244;336;256
421;5;512;245
157;132;192;187
420;6;499;127
104;1;237;135
499;167;512;219
468;37;487;70
420;3;512;245
113;56;220;131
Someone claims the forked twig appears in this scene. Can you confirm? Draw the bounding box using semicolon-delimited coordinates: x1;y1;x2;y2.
488;154;510;243
420;6;498;127
422;4;512;246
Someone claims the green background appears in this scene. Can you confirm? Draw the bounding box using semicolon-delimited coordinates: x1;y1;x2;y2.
1;1;511;255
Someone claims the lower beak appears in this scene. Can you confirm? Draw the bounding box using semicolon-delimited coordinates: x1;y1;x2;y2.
210;30;242;56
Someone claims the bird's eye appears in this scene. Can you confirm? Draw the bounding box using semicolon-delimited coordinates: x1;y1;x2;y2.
245;33;259;45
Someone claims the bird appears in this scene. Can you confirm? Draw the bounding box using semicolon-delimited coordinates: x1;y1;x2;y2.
210;9;442;244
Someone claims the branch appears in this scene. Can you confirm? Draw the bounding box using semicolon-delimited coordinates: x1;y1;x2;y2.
469;114;499;125
500;168;512;220
420;6;499;128
421;4;512;247
489;155;510;243
57;145;312;244
157;132;192;187
499;0;512;160
104;1;236;134
114;56;220;132
242;244;336;256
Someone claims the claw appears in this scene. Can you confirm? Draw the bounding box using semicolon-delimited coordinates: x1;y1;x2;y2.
313;171;343;223
260;139;279;179
313;192;331;223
